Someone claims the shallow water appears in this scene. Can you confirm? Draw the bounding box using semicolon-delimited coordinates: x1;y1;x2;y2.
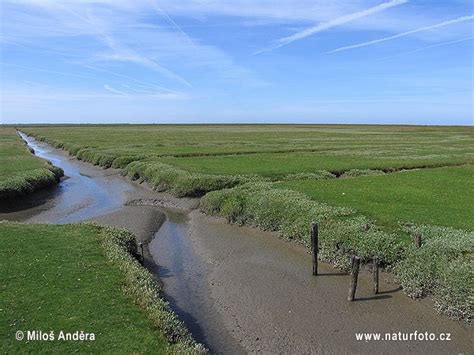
1;133;141;223
149;209;245;353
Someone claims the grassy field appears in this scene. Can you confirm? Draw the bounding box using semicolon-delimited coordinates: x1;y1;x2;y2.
0;127;62;198
14;124;474;323
159;152;468;177
20;124;473;163
276;165;474;230
0;222;203;353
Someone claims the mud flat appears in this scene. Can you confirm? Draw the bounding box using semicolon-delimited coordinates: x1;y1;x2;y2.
2;135;472;354
151;209;473;354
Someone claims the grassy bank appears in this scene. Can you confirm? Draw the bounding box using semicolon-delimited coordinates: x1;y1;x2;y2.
0;222;204;353
0;128;63;198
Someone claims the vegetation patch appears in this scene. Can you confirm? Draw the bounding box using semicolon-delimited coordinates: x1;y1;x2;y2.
340;169;385;178
394;224;473;324
124;159;262;197
0;128;63;199
0;222;205;353
282;170;336;181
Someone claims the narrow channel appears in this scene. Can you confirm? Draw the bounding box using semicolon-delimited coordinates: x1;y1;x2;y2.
2;134;472;354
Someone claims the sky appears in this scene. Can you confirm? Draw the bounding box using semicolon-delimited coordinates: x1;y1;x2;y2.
0;0;473;125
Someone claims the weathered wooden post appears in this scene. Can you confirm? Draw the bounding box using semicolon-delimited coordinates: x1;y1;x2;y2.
415;233;422;248
311;222;318;276
373;259;379;294
347;256;360;301
139;242;144;264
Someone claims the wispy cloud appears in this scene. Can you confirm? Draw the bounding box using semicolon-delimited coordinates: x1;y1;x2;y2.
253;0;408;54
103;84;128;96
327;15;474;53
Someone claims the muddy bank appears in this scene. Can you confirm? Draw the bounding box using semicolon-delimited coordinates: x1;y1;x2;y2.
151;208;473;354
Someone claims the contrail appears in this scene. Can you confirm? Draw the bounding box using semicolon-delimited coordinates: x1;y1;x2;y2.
149;0;196;49
253;0;408;55
327;15;474;53
377;35;474;60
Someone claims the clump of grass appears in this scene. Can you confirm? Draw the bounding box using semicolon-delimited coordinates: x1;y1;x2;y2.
282;170;336;181
125;160;262;197
0;167;63;198
340;169;385;178
98;225;206;352
394;224;473;324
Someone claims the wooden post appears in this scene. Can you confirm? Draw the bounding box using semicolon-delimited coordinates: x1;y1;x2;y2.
415;233;422;248
139;242;144;264
373;259;379;294
347;256;360;301
311;222;318;276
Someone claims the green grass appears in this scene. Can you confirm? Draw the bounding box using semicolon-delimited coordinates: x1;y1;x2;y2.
0;127;62;198
20;124;473;162
276;165;474;231
159;152;469;177
0;222;203;353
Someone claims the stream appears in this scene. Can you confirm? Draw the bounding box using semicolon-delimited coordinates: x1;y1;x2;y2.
1;133;472;354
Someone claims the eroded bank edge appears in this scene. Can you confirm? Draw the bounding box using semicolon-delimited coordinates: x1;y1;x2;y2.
0;132;63;199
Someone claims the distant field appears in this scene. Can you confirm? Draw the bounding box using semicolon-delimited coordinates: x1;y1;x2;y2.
276;165;474;230
21;124;474;162
0;127;62;197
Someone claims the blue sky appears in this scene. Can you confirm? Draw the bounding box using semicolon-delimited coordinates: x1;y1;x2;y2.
0;0;473;125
